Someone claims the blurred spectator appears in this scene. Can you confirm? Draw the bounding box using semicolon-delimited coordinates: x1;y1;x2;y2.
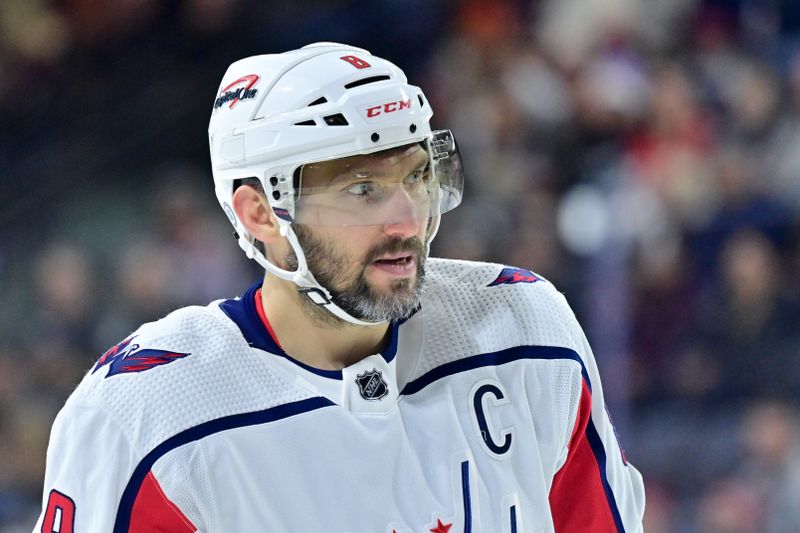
740;401;800;532
693;229;800;401
765;50;800;210
147;165;256;304
60;0;161;47
697;478;764;533
697;401;800;532
624;62;717;230
91;237;177;347
630;241;704;402
26;242;99;379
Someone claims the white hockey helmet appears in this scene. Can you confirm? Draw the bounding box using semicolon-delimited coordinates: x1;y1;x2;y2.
208;42;463;325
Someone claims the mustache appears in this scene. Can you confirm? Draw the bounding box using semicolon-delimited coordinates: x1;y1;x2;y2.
365;236;426;263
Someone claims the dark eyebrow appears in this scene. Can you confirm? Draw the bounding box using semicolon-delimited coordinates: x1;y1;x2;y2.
330;161;428;185
328;169;371;186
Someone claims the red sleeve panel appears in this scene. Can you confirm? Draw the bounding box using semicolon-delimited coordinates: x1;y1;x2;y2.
129;471;197;533
549;379;623;532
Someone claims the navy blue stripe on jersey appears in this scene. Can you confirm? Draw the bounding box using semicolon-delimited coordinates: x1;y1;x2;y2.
400;345;591;396
113;396;335;533
461;460;472;533
510;505;517;533
586;413;625;532
219;280;403;379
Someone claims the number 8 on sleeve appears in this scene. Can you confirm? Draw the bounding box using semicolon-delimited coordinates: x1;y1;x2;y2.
41;490;75;533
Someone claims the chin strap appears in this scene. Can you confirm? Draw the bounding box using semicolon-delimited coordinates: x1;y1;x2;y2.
241;224;385;327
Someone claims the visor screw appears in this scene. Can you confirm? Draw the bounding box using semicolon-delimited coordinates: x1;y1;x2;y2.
409;124;417;133
272;191;281;200
269;176;278;186
371;132;380;142
233;231;240;240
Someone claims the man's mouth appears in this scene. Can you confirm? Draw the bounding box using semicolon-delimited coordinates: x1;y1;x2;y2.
370;252;417;275
373;252;415;266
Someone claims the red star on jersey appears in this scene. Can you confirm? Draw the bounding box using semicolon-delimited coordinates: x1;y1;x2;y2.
430;519;452;533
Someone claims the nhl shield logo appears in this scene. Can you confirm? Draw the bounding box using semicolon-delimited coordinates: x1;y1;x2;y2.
355;369;389;400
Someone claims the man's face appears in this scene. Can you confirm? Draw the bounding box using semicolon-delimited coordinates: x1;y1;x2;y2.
285;145;432;323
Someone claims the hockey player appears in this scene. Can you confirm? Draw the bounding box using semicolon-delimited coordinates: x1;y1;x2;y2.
35;43;645;532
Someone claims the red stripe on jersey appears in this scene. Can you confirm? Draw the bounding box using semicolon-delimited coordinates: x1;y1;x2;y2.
255;288;283;348
549;379;617;532
129;471;196;533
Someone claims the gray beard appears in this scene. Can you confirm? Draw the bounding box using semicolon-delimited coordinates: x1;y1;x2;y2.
285;224;427;328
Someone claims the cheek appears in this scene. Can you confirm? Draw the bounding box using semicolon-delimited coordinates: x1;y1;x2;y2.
349;227;385;262
419;219;430;241
315;226;375;265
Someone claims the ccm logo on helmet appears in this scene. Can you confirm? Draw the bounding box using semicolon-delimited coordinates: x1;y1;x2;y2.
365;99;412;118
214;74;260;110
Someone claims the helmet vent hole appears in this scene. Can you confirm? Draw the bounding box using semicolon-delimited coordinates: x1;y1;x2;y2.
269;176;278;186
323;114;349;126
371;133;380;142
418;95;424;107
344;75;391;89
409;124;417;133
272;191;281;200
294;119;317;126
308;96;328;106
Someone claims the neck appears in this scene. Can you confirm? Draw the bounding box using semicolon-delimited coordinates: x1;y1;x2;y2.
260;275;390;370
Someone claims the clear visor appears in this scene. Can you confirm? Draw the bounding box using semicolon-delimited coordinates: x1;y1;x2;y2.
292;130;464;227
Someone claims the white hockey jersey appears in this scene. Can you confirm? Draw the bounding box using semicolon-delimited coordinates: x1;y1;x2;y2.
34;259;645;533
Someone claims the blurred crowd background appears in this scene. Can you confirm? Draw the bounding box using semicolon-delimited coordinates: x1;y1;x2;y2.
2;0;800;531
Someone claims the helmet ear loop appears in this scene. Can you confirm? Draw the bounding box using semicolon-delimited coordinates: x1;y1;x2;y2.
232;213;310;284
282;223;314;287
234;227;259;261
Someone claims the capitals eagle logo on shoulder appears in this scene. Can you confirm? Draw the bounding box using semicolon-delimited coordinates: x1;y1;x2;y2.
93;336;190;379
488;267;543;287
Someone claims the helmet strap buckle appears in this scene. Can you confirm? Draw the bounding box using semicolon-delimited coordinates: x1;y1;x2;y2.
298;287;331;306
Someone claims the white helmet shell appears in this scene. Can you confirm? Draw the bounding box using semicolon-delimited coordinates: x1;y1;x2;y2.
208;43;442;325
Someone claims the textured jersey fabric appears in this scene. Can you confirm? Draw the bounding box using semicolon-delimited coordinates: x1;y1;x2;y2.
34;258;645;533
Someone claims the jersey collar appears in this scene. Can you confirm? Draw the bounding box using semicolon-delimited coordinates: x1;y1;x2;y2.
219;279;404;381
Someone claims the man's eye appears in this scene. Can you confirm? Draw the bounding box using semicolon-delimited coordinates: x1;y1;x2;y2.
405;169;430;185
346;182;377;196
405;171;422;185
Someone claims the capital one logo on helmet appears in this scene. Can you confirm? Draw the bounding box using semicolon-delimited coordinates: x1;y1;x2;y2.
214;74;260;110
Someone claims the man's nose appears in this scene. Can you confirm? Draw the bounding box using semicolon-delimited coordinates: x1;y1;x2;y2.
381;188;423;238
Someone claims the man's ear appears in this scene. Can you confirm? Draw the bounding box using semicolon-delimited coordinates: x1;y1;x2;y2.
232;185;282;244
